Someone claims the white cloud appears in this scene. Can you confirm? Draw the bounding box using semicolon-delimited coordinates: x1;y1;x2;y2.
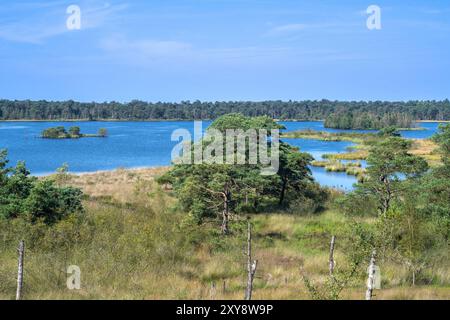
98;34;298;69
0;22;67;44
266;23;307;36
265;22;350;37
99;36;193;60
0;1;128;44
98;33;359;70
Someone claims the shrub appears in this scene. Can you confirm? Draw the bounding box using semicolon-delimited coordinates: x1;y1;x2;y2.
0;150;84;225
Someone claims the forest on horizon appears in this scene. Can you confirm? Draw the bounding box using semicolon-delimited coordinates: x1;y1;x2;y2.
0;99;449;121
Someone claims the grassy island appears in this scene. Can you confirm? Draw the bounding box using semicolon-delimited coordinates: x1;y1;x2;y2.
283;127;441;178
41;126;108;139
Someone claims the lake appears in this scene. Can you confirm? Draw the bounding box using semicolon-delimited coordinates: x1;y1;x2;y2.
0;121;444;190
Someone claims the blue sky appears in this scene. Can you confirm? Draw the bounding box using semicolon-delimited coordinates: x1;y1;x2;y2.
0;0;449;102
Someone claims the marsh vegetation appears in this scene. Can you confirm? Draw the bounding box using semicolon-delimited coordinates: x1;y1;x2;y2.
0;117;448;300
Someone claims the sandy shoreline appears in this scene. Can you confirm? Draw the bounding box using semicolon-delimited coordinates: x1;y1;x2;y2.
35;165;170;177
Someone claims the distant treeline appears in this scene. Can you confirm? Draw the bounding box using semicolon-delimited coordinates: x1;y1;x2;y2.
0;99;449;121
324;112;416;130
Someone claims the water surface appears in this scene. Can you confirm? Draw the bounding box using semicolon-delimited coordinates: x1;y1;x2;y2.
0;121;443;190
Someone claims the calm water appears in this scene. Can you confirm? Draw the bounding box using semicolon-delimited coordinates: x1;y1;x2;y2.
0;121;444;190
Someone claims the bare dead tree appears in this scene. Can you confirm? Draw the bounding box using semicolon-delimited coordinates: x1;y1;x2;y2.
365;250;377;300
201;185;231;235
221;190;231;234
222;280;227;295
329;235;336;276
16;240;25;300
210;282;217;300
245;218;258;300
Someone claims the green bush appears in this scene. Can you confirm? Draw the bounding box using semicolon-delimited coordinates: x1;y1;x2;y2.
0;150;83;224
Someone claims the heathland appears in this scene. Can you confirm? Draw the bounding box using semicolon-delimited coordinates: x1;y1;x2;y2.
0;115;448;300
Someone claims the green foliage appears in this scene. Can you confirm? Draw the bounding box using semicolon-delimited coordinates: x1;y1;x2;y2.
418;166;450;221
418;124;450;221
68;126;81;137
0;150;83;224
334;191;378;217
41;126;107;139
1;99;449;121
24;180;83;225
325;112;416;130
98;128;108;137
209;113;285;132
376;200;447;285
301;221;374;300
353;137;428;215
283;129;378;144
42;126;68;139
54;163;70;187
277;143;314;206
0;187;197;299
158;114;325;232
337;127;450;286
164;164;263;223
377;126;401;137
433;124;450;163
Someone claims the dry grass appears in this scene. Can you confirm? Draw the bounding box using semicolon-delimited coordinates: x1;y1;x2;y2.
410;139;441;167
61;167;169;203
323;150;369;161
1;167;448;300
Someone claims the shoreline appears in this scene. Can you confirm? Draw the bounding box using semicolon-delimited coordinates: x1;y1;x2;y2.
417;120;450;123
34;165;171;177
1;119;449;123
0;119;210;123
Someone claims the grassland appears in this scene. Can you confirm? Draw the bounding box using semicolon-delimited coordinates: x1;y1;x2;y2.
282;130;371;143
311;160;365;179
0;167;448;300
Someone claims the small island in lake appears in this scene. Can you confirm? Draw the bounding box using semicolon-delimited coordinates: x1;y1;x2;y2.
41;126;108;139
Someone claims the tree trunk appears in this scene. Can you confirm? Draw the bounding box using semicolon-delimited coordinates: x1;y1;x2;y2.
382;196;390;215
381;177;392;215
221;191;230;235
222;280;227;294
221;207;229;235
210;282;216;300
279;179;288;205
245;219;258;300
329;236;336;276
365;250;377;300
16;240;24;301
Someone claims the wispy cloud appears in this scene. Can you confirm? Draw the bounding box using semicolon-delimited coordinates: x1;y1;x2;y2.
264;22;356;37
266;23;307;36
0;22;67;44
421;7;450;14
0;1;128;44
98;34;295;69
100;36;193;60
97;33;361;71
